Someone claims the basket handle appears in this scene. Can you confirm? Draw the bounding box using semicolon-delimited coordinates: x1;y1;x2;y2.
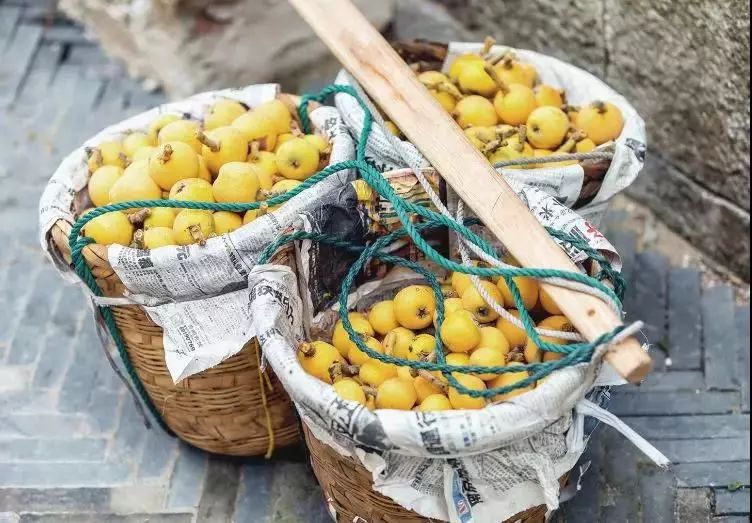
288;0;651;383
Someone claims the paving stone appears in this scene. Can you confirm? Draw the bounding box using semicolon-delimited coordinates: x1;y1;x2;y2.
233;459;276;522
0;389;56;414
0;488;110;512
6;262;63;365
639;463;676;522
197;459;241;522
0;365;32;392
703;285;740;390
715;489;751;516
674;462;751;488
58;319;104;413
0;24;43;108
598;428;640;521
0;250;41;348
0;438;107;462
165;444;207;509
109;485;168;514
667;267;703;370
676;487;713;522
266;461;330;523
557;445;603;522
654;438;750;464
0;414;86;438
621;415;750;440
638;370;706;391
32;323;78;389
713;517;751;522
736;306;750;412
0;7;22;49
18;514;193;523
86;388;123;435
610;391;742;416
0;461;133;487
633;251;669;371
108;395;148;463
138;427;178;479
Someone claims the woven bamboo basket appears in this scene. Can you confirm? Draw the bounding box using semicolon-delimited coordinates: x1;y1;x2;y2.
45;93;323;456
51;219;299;455
303;424;568;523
391;39;613;207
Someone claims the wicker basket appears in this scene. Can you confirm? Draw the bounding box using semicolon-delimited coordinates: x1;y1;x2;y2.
391;39;613;207
303;424;568;523
42;93;339;456
50;220;300;455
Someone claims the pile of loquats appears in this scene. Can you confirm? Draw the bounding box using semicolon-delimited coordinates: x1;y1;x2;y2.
81;97;331;249
386;38;625;169
298;261;578;412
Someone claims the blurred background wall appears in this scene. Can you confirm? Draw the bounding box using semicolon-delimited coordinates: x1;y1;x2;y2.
61;0;750;280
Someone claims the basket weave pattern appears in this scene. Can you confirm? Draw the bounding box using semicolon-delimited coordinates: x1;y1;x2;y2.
51;221;299;456
302;424;551;523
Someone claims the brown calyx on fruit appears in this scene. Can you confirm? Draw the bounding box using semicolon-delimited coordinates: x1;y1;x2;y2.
158;144;174;163
188;224;206;246
297;341;316;358
592;100;607;114
127;208;152;225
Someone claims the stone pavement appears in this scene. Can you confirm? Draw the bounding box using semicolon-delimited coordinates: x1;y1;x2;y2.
0;3;749;522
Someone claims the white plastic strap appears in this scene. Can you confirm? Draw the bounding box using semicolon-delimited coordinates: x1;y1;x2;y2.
575;398;671;468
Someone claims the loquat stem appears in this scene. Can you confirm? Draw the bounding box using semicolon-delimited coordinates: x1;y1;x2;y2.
436;82;462;99
483;64;509;95
131;229;145;249
593;100;607;114
481;36;496;57
516;125;527;152
195;130;220;152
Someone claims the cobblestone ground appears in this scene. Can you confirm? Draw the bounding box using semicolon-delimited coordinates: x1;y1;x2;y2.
0;3;749;522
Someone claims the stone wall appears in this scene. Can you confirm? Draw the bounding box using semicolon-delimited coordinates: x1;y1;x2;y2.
436;0;750;280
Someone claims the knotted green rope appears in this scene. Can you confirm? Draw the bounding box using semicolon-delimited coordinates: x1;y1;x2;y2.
68;83;628;416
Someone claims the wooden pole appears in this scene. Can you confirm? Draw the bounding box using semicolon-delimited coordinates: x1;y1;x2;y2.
288;0;651;383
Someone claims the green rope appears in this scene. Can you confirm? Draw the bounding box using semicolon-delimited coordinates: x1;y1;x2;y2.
68;83;629;411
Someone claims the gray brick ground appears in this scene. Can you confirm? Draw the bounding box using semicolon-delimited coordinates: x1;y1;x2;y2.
736;306;750;412
676;488;713;522
667;268;703;370
673;462;751;488
633;251;669;370
702;285;740;390
0;5;748;522
715;489;750;516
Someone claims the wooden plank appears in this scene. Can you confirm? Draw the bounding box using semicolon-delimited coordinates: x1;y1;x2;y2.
287;0;651;383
